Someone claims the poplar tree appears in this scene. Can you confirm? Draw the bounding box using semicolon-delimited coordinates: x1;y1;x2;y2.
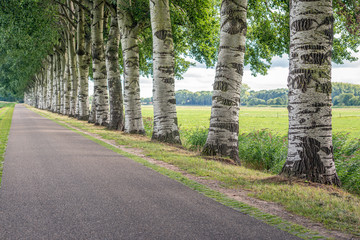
202;0;248;164
149;0;181;144
281;0;341;185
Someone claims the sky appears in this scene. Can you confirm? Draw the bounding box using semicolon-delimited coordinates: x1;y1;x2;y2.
89;52;360;98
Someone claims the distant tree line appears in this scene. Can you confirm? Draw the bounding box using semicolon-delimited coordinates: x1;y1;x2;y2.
332;83;360;106
141;82;360;106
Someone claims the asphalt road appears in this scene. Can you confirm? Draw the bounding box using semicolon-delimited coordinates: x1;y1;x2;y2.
0;105;300;239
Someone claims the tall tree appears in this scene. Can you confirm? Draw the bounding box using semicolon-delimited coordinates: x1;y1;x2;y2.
106;6;124;130
202;0;248;164
91;0;109;126
46;54;53;110
149;0;181;144
280;0;340;185
65;0;79;117
62;40;71;115
117;0;146;134
76;0;91;120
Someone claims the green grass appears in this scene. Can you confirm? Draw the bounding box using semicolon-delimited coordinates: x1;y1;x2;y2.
0;102;15;187
142;106;360;138
30;106;360;237
143;106;360;195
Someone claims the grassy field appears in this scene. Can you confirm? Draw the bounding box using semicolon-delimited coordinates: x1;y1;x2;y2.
142;106;360;138
0;102;15;187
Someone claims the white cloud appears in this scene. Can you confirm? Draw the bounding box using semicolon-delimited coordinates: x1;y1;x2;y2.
243;67;288;91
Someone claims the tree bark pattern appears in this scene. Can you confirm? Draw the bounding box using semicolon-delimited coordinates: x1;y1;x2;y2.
202;0;248;164
150;0;180;144
76;2;90;120
51;53;57;112
91;0;109;126
69;30;78;117
106;13;124;130
46;55;53;110
55;52;62;113
118;2;144;134
281;0;340;185
62;46;71;116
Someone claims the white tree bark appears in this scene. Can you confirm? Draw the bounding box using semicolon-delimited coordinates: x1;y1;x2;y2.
91;0;109;126
88;95;96;123
69;29;78;117
41;64;47;109
51;53;58;112
35;78;39;108
76;1;90;120
66;0;78;117
46;55;53;110
59;52;65;114
202;0;248;164
55;52;62;113
62;44;71;115
281;0;340;185
150;0;180;144
117;1;144;134
106;12;124;130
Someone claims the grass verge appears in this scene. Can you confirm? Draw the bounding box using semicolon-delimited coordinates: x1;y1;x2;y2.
29;106;360;238
0;103;15;187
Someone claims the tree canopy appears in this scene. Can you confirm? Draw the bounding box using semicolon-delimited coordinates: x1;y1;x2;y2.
0;0;59;97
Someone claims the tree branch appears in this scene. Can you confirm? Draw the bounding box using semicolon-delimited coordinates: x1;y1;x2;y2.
59;8;77;29
53;0;77;18
105;0;116;16
67;0;92;14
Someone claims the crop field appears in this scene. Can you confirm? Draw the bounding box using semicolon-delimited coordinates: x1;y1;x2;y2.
142;106;360;138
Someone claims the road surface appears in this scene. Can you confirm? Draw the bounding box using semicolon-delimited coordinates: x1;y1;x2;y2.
0;105;300;239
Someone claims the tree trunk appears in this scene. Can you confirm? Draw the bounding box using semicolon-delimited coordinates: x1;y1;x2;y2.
149;0;180;144
56;52;62;113
69;31;78;117
88;96;96;123
281;0;340;185
76;2;90;120
51;53;57;112
42;65;47;109
59;52;65;114
202;0;248;164
106;13;124;130
62;44;71;115
91;0;109;126
117;1;144;134
68;1;78;118
46;54;53;110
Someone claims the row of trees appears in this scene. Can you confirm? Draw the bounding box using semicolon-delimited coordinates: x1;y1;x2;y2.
16;0;221;141
1;0;360;185
142;82;360;106
332;82;360;106
142;88;288;106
